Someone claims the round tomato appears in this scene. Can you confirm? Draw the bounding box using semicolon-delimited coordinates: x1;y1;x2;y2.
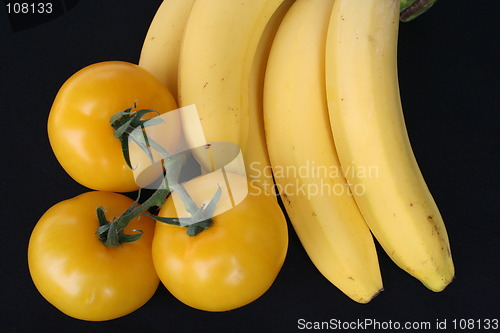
28;191;159;321
47;61;179;192
153;172;288;312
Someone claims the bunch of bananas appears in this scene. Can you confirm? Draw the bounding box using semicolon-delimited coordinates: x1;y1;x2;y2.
139;0;454;303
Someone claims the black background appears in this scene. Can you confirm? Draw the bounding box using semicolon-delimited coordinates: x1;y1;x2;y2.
1;1;498;332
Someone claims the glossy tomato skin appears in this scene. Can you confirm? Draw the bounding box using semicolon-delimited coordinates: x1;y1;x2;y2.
153;173;288;312
47;61;179;192
28;191;159;321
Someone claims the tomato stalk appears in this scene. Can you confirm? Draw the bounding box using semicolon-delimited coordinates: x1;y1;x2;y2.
97;106;220;247
95;188;167;247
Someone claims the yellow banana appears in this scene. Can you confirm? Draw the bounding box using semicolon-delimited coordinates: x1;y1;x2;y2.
264;0;383;303
139;0;195;100
178;0;293;196
325;0;454;292
246;0;296;197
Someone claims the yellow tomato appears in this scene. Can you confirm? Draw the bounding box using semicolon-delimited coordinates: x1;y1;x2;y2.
28;191;159;321
153;173;288;311
47;61;179;192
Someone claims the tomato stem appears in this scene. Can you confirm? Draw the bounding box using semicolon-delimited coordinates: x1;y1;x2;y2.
95;155;179;247
148;186;222;236
97;105;221;246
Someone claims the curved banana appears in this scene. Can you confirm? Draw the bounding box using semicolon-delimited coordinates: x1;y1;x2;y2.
325;0;454;291
264;0;383;303
139;0;196;100
178;0;293;196
246;0;295;197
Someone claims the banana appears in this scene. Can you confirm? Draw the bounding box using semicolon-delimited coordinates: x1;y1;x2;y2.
246;0;296;197
139;0;196;100
325;0;454;291
264;0;383;303
178;0;293;196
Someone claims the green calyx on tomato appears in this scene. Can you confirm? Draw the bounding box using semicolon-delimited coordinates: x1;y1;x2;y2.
110;103;162;170
94;187;168;247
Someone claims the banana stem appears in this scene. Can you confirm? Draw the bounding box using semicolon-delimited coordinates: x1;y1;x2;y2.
400;0;418;10
400;0;438;22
